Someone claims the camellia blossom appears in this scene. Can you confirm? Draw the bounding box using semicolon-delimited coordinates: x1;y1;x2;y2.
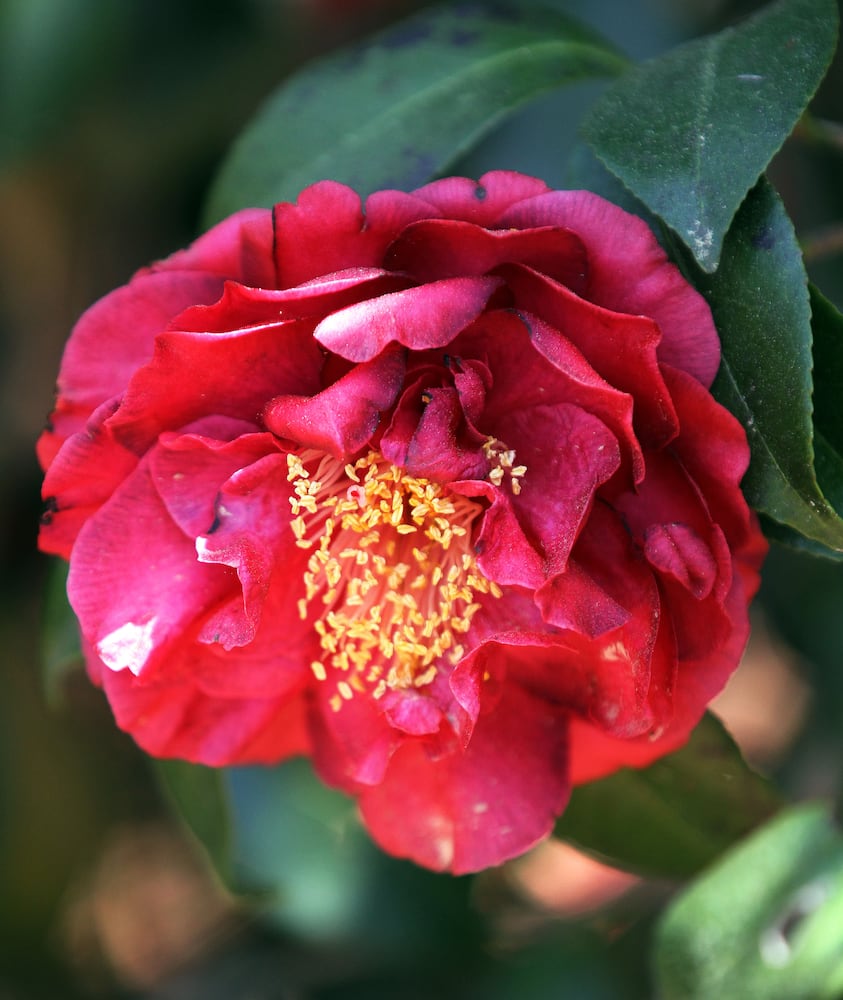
38;171;767;873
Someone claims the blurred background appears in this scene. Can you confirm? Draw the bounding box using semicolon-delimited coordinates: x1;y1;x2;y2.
2;0;842;996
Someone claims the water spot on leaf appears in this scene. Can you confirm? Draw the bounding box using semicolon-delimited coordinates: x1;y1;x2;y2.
759;878;831;967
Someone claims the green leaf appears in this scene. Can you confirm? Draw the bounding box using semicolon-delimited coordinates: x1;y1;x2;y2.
155;760;233;886
582;0;838;271
554;713;781;879
700;179;843;553
41;558;83;707
204;2;626;223
655;804;843;1000
811;284;843;462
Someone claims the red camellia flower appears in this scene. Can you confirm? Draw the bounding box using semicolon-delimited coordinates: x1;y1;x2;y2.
38;171;767;873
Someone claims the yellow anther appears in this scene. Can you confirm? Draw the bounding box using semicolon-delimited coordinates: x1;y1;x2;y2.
286;447;504;708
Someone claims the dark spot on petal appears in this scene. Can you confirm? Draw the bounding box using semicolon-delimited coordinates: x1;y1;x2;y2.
40;496;59;526
43;415;55;433
474;184;487;201
509;309;533;335
421;391;433;406
474;538;486;556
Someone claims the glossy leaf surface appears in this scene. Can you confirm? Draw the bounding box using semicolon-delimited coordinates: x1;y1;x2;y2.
582;0;838;270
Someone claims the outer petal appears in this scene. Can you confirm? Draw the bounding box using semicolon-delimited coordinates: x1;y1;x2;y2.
68;459;236;679
40;271;230;455
152;206;277;286
358;683;569;873
108;321;324;453
97;660;310;765
272;182;436;287
499;189;720;386
40;398;139;558
411;170;550;226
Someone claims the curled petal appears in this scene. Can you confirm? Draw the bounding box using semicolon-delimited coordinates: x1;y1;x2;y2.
314;276;501;362
109;321;324;453
264;345;406;457
386;218;586;291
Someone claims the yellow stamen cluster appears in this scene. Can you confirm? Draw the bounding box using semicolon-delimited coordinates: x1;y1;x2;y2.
287;449;502;711
482;437;527;495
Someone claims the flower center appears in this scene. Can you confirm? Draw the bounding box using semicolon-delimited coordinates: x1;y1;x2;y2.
286;449;501;711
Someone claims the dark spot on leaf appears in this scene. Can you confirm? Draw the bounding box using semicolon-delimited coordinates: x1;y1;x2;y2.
451;28;479;46
751;226;776;250
381;22;432;50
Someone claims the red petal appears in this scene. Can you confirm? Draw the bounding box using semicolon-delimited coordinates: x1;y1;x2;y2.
108;321;324;453
456;308;642;485
662;364;757;543
68;460;236;678
150;423;279;538
499;189;720;386
458;481;545;589
499;402;621;574
385;218;586;290
644;522;718;600
358;683;569;873
172;269;410;333
272;182;435;287
98;661;310;765
399;386;488;482
152;206;277;287
264;345;406;457
313;276;500;362
503;264;678;448
47;271;229;446
411;170;549;225
40;398;139;558
192;452;299;649
309;689;401;789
